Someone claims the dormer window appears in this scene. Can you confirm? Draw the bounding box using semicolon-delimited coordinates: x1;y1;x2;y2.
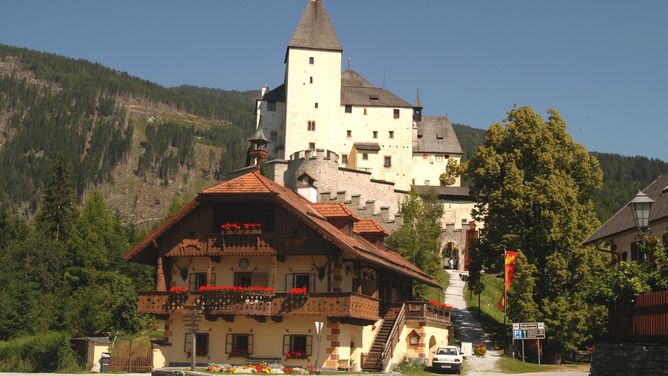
369;95;379;101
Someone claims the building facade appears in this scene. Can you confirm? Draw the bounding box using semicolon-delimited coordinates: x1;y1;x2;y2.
124;172;452;371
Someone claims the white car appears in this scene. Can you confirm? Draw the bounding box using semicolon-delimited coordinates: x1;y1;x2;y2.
432;346;463;374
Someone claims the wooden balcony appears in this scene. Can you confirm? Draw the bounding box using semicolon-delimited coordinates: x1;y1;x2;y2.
136;291;380;322
405;301;451;326
272;292;380;321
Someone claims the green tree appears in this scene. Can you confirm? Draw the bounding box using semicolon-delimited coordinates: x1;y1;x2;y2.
36;156;77;242
507;253;540;322
466;106;609;352
386;190;445;298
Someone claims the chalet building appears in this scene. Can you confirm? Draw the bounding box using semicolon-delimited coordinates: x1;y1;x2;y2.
583;173;668;264
123;171;451;372
584;175;668;375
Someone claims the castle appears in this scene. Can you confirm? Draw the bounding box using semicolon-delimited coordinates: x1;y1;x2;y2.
245;0;478;264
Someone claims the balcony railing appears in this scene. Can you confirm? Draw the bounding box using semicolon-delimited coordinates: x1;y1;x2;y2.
136;291;380;321
405;301;451;325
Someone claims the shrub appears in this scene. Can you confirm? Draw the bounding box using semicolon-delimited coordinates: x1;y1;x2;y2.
474;341;487;356
0;332;80;372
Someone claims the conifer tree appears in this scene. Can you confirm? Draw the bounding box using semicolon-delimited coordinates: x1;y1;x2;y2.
36;156;77;241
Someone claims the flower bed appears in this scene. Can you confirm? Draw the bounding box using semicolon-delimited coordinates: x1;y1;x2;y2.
288;287;307;295
429;300;453;310
199;286;275;295
206;363;311;374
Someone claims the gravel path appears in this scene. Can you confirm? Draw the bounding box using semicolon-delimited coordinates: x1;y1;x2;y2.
444;269;503;375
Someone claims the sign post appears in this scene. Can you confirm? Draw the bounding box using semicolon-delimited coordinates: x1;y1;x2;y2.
315;321;324;373
512;322;546;364
184;311;202;371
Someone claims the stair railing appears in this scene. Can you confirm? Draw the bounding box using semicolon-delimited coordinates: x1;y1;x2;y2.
380;302;406;371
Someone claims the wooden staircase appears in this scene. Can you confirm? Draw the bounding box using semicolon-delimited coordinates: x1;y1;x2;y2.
362;304;406;372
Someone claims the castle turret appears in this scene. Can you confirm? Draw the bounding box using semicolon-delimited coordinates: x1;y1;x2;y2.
413;90;423;122
246;123;271;169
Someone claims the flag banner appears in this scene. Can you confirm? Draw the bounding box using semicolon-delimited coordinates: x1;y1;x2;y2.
497;250;520;310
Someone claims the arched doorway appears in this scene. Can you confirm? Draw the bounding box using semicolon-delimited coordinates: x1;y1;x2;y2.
428;335;437;363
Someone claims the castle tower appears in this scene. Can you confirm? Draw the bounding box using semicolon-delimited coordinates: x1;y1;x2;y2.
283;0;343;157
413;90;423;122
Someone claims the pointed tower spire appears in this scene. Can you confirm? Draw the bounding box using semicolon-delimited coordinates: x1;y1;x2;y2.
246;118;271;169
413;89;423;122
288;0;342;51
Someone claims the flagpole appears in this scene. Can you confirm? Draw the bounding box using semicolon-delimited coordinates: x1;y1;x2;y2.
503;250;507;326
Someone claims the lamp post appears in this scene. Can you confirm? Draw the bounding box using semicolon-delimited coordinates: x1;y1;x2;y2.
628;191;654;232
314;321;324;374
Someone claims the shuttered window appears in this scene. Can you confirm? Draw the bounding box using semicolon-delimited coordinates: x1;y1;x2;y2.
226;334;253;355
184;333;209;356
189;273;216;291
283;335;312;355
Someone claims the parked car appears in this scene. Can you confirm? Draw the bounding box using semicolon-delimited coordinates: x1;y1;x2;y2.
432;346;463;374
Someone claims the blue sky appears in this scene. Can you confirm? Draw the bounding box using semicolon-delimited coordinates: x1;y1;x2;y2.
1;0;667;160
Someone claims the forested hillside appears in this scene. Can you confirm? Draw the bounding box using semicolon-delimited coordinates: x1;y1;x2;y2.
452;124;668;222
0;44;256;221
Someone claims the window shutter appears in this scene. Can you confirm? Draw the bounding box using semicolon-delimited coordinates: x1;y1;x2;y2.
283;335;291;355
306;335;313;355
226;334;232;354
309;274;316;292
252;272;269;287
248;334;254;355
210;273;216;286
189;273;196;291
286;273;293;290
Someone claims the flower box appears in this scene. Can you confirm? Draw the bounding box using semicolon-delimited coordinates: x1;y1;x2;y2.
220;222;263;235
285;351;308;360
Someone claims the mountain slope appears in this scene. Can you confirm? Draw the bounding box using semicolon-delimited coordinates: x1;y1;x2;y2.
0;44;257;222
452;124;668;222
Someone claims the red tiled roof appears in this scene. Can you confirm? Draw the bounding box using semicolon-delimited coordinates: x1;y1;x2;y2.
354;219;390;236
123;171;439;287
312;202;360;220
202;172;273;193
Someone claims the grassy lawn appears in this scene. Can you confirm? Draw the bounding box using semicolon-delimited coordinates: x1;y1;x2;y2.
423;267;450;302
497;356;590;373
463;273;506;348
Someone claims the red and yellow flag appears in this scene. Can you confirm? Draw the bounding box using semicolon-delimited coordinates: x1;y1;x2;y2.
497;250;520;310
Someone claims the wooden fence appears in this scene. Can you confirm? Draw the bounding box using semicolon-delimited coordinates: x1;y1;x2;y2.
609;290;668;342
109;338;153;372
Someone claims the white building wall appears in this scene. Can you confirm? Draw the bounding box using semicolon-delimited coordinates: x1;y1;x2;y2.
284;48;342;157
411;154;462;187
258;100;287;159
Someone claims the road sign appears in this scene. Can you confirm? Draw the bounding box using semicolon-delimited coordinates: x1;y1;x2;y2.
512;322;545;340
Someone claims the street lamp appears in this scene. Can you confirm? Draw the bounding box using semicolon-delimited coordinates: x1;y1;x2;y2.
628;191;654;231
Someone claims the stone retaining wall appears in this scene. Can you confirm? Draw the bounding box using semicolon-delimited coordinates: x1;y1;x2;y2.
591;342;668;376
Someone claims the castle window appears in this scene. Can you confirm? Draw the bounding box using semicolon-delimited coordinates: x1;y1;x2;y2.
310;76;313;84
307;120;316;131
362;153;368;161
424;180;430;185
345;105;352;113
389;131;394;139
309;57;314;64
436;155;443;162
314;102;318;108
270;131;277;141
342;154;348;164
364;108;367;115
309;142;316;150
393;109;400;118
347;130;352;138
373;131;378;139
267;101;276;112
384;156;392;167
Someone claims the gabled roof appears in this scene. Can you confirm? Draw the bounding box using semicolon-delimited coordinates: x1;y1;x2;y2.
413;116;463;155
584;174;668;244
123;171;439;287
354;219;390;236
341;69;412;108
312;202;360;220
288;0;342;52
262;84;285;102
